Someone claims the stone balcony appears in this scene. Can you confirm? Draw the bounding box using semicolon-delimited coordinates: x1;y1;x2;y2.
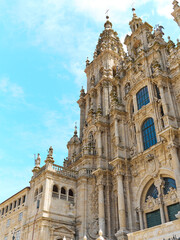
127;219;180;240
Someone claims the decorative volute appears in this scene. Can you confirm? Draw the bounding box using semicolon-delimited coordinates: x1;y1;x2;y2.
93;16;125;59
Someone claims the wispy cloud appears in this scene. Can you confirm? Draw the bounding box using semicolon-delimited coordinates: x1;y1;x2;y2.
0;77;24;98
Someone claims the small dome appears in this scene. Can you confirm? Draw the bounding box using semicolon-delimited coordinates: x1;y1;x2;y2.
104;16;112;29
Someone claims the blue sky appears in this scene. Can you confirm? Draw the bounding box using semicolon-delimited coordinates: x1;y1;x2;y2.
0;0;179;202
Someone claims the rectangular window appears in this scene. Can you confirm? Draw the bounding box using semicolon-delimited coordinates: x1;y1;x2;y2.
5;206;8;213
14;200;17;208
16;230;21;240
167;203;180;221
2;208;4;215
22;195;26;203
136;86;150;110
9;203;12;211
6;219;10;227
18;212;23;221
146;209;161;228
18;198;21;206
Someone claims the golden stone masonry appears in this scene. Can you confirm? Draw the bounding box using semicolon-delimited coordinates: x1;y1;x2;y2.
1;1;180;239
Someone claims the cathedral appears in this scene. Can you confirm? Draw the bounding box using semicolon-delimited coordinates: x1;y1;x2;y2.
1;1;180;240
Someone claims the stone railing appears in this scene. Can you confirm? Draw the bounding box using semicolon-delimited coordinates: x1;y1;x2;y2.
53;164;78;179
128;219;180;240
62;230;105;240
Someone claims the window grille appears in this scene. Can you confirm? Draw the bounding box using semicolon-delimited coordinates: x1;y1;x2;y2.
16;230;21;240
145;184;158;201
146;209;161;228
18;212;23;221
136;86;150;110
142;118;157;150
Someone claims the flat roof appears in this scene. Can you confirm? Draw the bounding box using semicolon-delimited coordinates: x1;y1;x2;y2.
0;186;30;206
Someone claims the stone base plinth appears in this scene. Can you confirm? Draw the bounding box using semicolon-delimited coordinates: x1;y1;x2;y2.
115;230;128;240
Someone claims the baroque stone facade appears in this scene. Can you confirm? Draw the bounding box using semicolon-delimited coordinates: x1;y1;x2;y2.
1;2;180;240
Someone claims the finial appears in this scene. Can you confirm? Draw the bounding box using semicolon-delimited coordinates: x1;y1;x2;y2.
105;9;109;19
104;10;112;29
168;36;171;41
86;57;90;66
74;122;77;136
45;146;54;164
99;229;103;236
177;38;179;43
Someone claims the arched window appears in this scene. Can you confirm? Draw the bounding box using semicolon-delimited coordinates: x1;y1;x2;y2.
68;189;74;203
34;188;38;201
34;189;38;196
136;86;150;110
163;177;176;195
60;187;67;200
113;66;116;78
52;185;59;198
142;118;157;150
39;185;43;193
53;185;58;192
142;177;180;229
145;184;158;201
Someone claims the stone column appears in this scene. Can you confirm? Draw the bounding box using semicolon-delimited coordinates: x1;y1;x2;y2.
78;178;88;239
154;178;165;224
168;144;180;199
79;101;85;139
133;95;138;113
115;118;120;147
97;130;102;157
103;81;109;115
97;181;105;234
117;174;126;230
117;84;121;103
137;208;144;230
97;86;102;107
159;84;168;115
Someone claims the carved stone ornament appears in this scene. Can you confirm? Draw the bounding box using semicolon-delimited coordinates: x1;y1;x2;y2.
163;187;178;203
145;154;159;177
144;196;160;210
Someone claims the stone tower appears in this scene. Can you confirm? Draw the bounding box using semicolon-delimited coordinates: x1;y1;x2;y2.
0;2;180;240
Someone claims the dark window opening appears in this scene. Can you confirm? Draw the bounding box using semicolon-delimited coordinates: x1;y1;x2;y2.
18;198;21;206
69;189;74;197
155;84;161;99
53;185;58;193
136;86;150;110
163;178;176;195
142;118;157;150
160;105;164;117
167;203;180;221
9;203;12;211
60;187;67;200
22;195;26;203
146;183;158;200
5;206;8;213
146;209;161;228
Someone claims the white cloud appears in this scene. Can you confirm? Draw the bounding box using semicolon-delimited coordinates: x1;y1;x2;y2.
0;77;24;98
153;0;173;19
4;0;175;89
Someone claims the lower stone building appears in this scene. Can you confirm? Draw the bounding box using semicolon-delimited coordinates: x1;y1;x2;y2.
1;1;180;240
